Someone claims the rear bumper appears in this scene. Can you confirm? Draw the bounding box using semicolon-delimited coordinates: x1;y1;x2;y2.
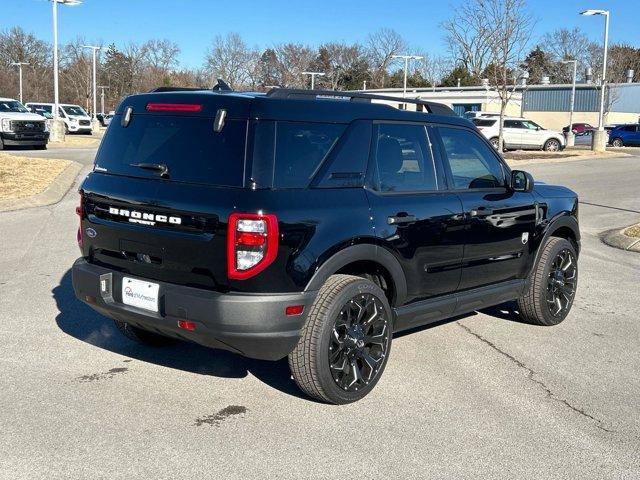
1;131;49;146
72;258;316;361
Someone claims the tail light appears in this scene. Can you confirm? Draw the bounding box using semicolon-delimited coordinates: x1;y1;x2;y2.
145;103;202;112
227;212;278;280
76;191;84;250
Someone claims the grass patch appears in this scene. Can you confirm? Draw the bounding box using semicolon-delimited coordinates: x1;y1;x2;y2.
624;224;640;238
50;134;101;148
0;153;71;201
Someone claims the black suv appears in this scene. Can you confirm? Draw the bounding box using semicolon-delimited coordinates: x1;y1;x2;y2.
72;87;580;404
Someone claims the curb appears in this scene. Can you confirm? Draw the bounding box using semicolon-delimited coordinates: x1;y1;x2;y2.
601;228;640;253
0;160;83;213
505;152;631;167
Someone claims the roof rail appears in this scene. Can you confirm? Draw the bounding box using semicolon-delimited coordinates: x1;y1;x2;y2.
150;87;208;93
266;88;455;116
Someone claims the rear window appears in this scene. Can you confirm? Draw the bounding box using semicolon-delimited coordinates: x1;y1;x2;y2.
95;115;247;187
472;119;496;127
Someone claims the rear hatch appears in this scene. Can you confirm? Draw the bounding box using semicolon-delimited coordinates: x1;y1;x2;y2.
80;92;252;291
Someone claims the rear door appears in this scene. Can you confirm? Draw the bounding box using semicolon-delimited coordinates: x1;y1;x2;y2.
82;105;249;291
434;126;537;291
365;122;465;304
503;119;525;148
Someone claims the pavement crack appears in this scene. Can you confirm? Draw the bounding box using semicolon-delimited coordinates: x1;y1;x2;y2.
457;321;613;433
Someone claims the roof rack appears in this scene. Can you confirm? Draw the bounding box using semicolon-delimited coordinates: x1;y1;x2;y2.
266;88;455;116
150;87;208;93
150;79;233;94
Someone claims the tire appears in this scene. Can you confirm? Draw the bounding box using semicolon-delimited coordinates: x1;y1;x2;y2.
543;138;561;152
113;320;178;347
489;137;500;150
35;144;47;150
611;137;623;147
517;237;578;326
288;274;393;404
0;137;4;150
64;124;69;135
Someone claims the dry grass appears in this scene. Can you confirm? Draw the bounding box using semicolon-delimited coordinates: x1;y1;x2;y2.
624;224;640;238
0;153;71;201
50;134;101;148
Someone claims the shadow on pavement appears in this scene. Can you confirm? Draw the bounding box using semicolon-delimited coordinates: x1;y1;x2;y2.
52;269;308;400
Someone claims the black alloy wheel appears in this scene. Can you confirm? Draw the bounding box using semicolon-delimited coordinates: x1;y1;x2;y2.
328;293;389;392
546;248;577;318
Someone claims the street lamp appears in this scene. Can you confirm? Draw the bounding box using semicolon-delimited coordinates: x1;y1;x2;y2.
562;59;578;147
10;62;29;103
392;55;423;109
581;8;610;152
302;72;325;90
82;44;102;130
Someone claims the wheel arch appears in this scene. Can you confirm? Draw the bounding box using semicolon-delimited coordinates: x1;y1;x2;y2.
304;243;407;307
528;215;580;277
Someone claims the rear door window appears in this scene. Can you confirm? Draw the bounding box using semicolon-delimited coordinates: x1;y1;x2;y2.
373;123;438;192
95;115;247;187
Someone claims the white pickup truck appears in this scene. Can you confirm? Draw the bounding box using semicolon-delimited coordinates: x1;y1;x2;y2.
0;97;49;150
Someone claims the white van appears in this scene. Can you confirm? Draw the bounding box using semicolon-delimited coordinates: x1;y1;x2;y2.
25;102;92;134
0;97;49;150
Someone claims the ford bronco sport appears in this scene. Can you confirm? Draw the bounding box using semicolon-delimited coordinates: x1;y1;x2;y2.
72;86;580;404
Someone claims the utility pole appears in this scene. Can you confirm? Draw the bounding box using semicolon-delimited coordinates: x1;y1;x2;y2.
50;0;83;142
10;62;29;103
302;72;325;90
581;8;610;152
98;85;109;114
82;44;102;132
562;60;578;147
392;55;423;109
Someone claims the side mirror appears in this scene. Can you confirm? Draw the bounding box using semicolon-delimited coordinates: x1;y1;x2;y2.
511;170;534;193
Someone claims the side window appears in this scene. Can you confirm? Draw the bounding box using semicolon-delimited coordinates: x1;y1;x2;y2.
373;123;437;192
437;127;506;190
504;120;524;129
273;122;345;188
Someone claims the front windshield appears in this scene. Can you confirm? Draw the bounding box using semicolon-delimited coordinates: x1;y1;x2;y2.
0;100;29;113
62;105;88;116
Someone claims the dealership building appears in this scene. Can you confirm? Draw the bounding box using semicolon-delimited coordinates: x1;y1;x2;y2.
358;82;640;130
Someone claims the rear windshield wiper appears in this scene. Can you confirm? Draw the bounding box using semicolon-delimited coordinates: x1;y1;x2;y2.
130;163;170;178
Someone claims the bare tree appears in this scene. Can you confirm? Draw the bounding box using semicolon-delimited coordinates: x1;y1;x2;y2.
483;0;535;150
416;53;451;90
541;27;590;82
275;43;314;88
204;33;254;89
366;28;406;88
441;6;494;79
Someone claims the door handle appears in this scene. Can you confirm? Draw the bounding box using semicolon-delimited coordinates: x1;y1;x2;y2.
387;214;417;225
469;206;494;218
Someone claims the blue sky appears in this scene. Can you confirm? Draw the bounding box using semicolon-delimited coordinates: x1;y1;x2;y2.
2;0;637;68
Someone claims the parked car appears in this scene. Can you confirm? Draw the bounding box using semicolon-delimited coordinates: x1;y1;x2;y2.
563;123;595;135
25;102;92;134
464;111;501;120
72;87;580;404
0;97;49;150
473;116;566;151
607;124;640;147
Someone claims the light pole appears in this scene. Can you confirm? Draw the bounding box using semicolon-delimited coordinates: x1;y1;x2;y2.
562;59;578;147
581;9;610;152
98;85;109;114
82;44;102;131
10;62;29;103
51;0;83;141
392;54;423;109
302;72;325;90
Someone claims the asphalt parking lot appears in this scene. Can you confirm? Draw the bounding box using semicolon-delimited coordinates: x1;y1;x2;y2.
1;149;639;479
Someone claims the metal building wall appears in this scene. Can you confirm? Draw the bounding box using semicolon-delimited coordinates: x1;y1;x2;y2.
523;84;640;113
